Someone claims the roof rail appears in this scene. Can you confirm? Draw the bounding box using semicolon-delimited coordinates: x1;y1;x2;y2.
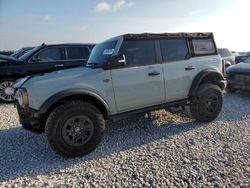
123;32;214;39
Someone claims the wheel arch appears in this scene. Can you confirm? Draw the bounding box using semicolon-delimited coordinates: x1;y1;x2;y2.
189;69;226;97
224;60;231;68
39;89;110;120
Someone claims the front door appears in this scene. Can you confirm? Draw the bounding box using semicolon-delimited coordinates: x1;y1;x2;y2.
111;39;165;113
23;47;67;75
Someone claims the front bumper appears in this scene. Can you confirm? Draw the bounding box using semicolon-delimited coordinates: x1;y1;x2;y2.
16;103;45;133
227;81;250;91
227;73;250;91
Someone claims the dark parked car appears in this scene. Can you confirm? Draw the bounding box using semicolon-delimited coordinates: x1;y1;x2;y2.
10;47;33;59
0;43;95;102
227;57;250;92
235;52;250;64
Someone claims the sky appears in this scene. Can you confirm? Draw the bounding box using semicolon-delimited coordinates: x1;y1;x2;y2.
0;0;249;51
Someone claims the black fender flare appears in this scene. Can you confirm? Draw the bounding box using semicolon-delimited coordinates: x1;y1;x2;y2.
38;88;110;116
189;68;225;96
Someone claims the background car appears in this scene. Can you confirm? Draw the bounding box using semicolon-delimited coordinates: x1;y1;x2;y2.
10;47;33;59
226;57;250;92
235;51;250;64
218;48;235;68
231;51;239;56
0;43;95;103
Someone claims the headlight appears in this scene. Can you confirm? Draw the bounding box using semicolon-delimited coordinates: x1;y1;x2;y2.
15;88;29;107
13;76;30;88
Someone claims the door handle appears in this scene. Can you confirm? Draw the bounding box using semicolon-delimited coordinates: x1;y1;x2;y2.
185;66;196;71
148;71;160;76
54;64;64;67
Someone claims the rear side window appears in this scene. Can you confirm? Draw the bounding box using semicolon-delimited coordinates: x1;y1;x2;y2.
119;40;156;66
191;39;216;55
160;39;188;62
66;47;90;60
36;48;65;62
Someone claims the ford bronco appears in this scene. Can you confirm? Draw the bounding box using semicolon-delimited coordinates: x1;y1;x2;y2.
15;33;226;157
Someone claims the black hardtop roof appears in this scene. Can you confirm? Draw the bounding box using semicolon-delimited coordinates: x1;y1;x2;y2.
123;32;214;40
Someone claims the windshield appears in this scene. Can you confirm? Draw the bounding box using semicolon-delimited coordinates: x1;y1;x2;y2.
87;40;117;67
10;49;23;57
11;48;33;59
18;46;41;61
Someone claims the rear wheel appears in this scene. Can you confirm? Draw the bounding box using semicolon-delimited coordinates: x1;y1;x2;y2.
0;78;16;103
45;100;105;158
190;84;223;122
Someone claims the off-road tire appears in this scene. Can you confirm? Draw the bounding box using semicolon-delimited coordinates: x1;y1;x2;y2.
45;100;105;158
190;84;223;122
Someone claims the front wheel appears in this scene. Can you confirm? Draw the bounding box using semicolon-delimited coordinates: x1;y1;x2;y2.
190;84;223;122
45;100;106;158
0;78;16;103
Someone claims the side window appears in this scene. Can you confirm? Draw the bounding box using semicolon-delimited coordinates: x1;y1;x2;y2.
36;48;64;62
160;39;188;62
66;47;90;60
119;40;156;66
191;38;216;55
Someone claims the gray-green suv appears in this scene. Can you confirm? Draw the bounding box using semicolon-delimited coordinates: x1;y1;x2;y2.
14;33;226;157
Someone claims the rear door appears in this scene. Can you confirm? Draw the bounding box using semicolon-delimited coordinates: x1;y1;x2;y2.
159;38;199;102
111;39;165;113
64;46;91;68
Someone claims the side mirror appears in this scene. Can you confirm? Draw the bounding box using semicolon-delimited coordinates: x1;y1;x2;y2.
31;55;41;62
103;54;126;70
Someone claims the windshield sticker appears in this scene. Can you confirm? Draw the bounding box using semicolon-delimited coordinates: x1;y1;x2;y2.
103;49;114;55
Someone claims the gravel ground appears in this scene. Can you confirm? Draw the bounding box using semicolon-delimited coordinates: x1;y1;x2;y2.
0;92;249;187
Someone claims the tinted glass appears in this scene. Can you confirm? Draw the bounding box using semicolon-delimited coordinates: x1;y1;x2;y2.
67;47;90;60
160;39;188;62
19;46;41;61
37;48;64;62
87;41;117;67
10;48;23;57
119;40;156;66
11;47;33;59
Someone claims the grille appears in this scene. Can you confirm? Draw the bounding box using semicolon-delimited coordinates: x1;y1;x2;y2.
230;74;250;82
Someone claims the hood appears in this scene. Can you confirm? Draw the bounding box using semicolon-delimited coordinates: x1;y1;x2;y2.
25;66;102;83
0;54;19;64
227;62;250;74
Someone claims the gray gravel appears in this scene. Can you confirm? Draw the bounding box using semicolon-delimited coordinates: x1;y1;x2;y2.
0;92;249;187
